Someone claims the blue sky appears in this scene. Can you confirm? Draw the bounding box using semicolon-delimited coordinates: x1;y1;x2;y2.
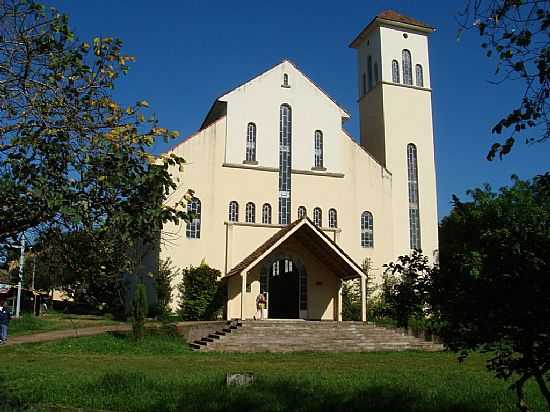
48;0;549;219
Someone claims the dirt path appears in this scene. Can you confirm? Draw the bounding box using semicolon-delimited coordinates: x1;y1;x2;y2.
2;324;131;347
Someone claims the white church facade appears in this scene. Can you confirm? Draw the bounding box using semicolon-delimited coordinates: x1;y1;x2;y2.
160;11;439;321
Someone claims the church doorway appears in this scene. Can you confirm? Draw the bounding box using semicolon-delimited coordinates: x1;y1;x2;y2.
260;257;307;319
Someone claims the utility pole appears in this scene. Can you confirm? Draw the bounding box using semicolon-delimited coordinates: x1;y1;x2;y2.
16;237;25;318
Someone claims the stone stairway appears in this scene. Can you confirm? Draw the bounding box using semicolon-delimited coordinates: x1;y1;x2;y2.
192;320;443;352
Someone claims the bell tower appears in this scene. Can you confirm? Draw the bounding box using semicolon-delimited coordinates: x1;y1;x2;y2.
349;10;439;259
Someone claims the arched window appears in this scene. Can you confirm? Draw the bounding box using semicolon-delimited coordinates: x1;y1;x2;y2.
367;55;373;90
186;198;201;239
262;203;272;224
297;206;307;219
245;202;256;223
228;201;239;222
361;211;374;248
415;64;424;87
314;130;323;169
313;207;322;227
283;73;289;87
328;208;337;228
278;104;292;225
245;122;256;162
407;144;421;249
392;60;400;83
402;49;413;85
374;62;379;83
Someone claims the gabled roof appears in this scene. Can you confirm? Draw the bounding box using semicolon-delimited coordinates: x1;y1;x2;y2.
200;59;350;130
226;217;365;280
349;10;435;48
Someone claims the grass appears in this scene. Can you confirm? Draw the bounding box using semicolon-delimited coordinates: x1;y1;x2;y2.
0;333;547;412
9;311;121;337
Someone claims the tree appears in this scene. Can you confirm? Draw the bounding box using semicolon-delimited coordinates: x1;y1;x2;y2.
459;0;550;160
132;283;148;341
0;1;193;304
382;251;432;329
152;258;179;317
432;175;550;411
178;263;223;321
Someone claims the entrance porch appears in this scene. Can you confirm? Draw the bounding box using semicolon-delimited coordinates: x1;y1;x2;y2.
225;218;367;321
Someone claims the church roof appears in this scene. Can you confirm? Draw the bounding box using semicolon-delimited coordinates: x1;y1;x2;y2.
200;59;350;130
349;10;434;48
225;217;365;280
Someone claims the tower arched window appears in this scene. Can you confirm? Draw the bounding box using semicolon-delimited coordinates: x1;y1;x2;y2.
245;202;256;223
278;104;292;225
283;73;289;87
407;144;421;249
367;55;373;90
402;49;413;85
314;130;324;169
228;201;239;222
392;60;400;83
262;203;272;224
297;206;307;219
361;211;374;248
415;64;424;87
245;122;256;162
328;208;337;228
186;198;201;239
313;207;322;227
374;62;379;83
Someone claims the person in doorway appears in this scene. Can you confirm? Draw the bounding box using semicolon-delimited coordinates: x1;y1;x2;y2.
254;292;266;320
0;298;11;344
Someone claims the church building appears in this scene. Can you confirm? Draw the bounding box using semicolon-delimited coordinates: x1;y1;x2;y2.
160;11;439;321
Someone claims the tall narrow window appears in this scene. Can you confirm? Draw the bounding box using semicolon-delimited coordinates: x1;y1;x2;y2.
228;201;239;222
407;143;421;249
278;104;292;224
367;56;373;90
262;203;272;224
392;60;400;83
297;206;307;219
374;62;379;83
186;198;201;239
361;211;374;248
245;202;256;223
283;73;289;87
245;122;256;162
402;49;413;85
362;73;367;96
313;207;322;227
314;130;323;169
328;208;337;228
415;64;424;87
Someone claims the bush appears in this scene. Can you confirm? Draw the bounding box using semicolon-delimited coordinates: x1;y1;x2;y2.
151;258;179;318
132;283;147;341
178;263;224;321
342;280;361;321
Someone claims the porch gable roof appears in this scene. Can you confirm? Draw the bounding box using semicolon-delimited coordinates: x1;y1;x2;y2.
225;217;365;280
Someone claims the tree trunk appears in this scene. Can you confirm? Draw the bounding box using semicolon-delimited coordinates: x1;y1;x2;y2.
514;374;531;412
533;368;550;410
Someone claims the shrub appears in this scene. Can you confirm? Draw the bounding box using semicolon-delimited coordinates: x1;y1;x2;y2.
151;258;179;318
178;263;224;321
132;283;147;341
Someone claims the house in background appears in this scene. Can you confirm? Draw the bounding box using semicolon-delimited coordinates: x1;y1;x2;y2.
161;11;439;321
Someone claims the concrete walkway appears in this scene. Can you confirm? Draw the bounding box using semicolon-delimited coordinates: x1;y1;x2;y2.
2;324;131;347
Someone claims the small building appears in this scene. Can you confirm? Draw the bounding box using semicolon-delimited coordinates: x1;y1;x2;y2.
161;11;439;321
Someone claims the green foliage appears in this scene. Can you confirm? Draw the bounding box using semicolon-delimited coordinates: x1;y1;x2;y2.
151;258;178;318
342;280;361;321
0;1;193;307
459;1;550;159
132;283;148;341
178;263;223;321
433;175;550;410
382;251;432;329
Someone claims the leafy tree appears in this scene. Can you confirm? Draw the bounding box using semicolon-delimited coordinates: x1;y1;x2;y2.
178;263;223;321
458;0;550;159
0;1;192;298
132;283;148;341
382;251;432;329
432;175;550;411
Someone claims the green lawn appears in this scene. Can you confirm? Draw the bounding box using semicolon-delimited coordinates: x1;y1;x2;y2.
9;311;121;337
0;333;546;412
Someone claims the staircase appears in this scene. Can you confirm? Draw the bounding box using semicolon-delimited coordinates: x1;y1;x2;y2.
192;320;442;352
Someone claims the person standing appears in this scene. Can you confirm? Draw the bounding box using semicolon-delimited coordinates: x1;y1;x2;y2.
0;299;11;344
254;292;266;320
